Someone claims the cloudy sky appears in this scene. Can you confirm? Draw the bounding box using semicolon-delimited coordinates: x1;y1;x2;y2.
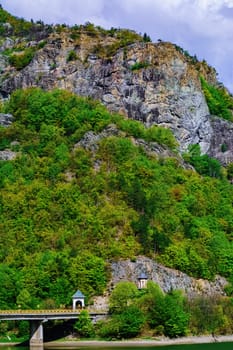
1;0;233;92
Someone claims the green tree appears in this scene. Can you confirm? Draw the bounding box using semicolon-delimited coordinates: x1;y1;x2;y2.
138;281;165;330
189;296;227;335
9;47;36;70
17;321;29;337
226;162;233;181
16;289;32;309
0;266;21;309
200;76;233;121
74;310;95;338
162;290;189;338
67;50;77;62
116;305;145;338
143;32;152;42
109;282;139;314
97;304;144;339
138;283;189;338
183;144;222;178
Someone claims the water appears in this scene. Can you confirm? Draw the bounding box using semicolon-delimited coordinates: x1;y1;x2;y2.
68;344;233;350
69;344;233;350
0;344;233;350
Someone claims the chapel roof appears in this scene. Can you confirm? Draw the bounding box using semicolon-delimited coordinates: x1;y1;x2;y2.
72;290;85;298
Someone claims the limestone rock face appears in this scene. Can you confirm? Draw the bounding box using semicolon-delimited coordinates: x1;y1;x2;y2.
0;34;213;154
90;256;227;311
111;256;227;298
0;31;231;160
74;124;122;152
209;116;233;165
0;149;17;160
0;113;13;126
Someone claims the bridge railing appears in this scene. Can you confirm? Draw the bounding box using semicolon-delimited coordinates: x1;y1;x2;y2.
0;309;77;315
0;308;108;315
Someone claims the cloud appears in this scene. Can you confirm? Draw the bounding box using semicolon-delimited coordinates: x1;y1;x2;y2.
108;0;233;90
1;0;106;25
1;0;233;91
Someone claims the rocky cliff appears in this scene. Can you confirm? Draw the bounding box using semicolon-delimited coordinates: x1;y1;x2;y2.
0;19;232;304
209;116;233;165
93;256;227;311
110;256;227;298
0;28;232;163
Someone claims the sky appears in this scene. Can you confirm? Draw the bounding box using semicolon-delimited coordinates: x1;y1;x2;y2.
1;0;233;92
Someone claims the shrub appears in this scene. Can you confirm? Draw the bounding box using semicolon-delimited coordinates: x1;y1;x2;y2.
145;125;178;149
97;306;144;339
9;47;35;70
116;306;145;338
38;40;47;49
183;144;222;178
220;143;228;153
67;50;77;62
74;310;95;338
143;33;152;42
109;281;139;314
130;61;150;71
200;76;233;121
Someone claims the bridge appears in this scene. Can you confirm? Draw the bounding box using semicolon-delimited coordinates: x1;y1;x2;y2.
0;309;107;346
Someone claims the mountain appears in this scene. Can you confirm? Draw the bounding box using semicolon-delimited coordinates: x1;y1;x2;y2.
0;6;233;317
1;9;233;164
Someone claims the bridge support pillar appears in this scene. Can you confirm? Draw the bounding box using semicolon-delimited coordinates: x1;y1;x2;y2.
30;320;43;346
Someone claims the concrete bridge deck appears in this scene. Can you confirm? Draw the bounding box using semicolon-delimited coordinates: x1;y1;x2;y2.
0;309;107;346
0;309;107;321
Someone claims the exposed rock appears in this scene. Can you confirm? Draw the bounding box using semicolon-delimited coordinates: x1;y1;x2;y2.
0;31;232;162
74;124;123;152
0;149;17;160
0;34;214;155
208;116;233;165
133;138;188;165
110;256;227;298
0;37;14;51
75;125;175;166
0;113;13;126
90;256;228;311
75;125;194;171
91;295;109;312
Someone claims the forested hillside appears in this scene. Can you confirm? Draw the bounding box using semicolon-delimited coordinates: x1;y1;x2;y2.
1;88;233;310
1;5;233;340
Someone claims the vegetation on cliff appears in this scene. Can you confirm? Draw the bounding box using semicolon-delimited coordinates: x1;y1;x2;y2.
0;88;233;313
0;5;151;72
96;281;233;339
0;5;233;340
200;76;233;121
0;5;52;40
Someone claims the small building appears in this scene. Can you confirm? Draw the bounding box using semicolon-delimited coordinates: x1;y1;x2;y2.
138;272;148;289
72;290;85;310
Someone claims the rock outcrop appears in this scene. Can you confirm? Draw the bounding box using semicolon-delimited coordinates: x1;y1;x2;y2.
0;32;217;156
110;256;227;298
0;30;232;163
209;116;233;165
91;256;227;311
74;124;123;152
0;113;13;127
0;149;17;160
0;113;17;160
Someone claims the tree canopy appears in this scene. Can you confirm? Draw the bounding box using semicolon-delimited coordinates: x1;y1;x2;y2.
0;88;233;311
